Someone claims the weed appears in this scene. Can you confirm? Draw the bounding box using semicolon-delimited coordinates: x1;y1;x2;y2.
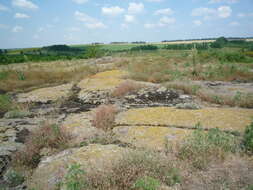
60;164;86;190
243;122;253;154
12;122;70;168
4;110;31;118
0;94;12;115
4;169;24;187
112;80;142;97
178;127;238;169
133;176;160;190
91;104;118;131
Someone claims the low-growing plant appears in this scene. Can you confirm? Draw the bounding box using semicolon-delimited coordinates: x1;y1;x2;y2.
243;122;253;154
60;164;86;190
4;169;25;187
4;110;31;119
12;122;70;168
112;80;142;97
133;176;160;190
0;94;12;116
178;127;238;169
91;104;118;131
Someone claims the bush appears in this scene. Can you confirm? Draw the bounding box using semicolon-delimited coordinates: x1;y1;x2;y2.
0;94;12;116
12;123;70;168
178;127;238;169
133;176;160;190
131;45;158;51
243;122;253;154
112;80;142;97
4;169;24;187
85;45;104;58
60;164;86;190
91;104;118;131
4;110;31;119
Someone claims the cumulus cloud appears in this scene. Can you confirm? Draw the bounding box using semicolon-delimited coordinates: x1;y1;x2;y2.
0;3;9;11
193;20;202;26
124;14;135;23
102;6;124;16
12;26;23;32
191;6;232;19
209;0;239;4
145;16;176;29
14;13;30;18
72;0;88;4
0;24;8;29
128;2;144;14
154;8;174;16
229;21;239;26
12;0;38;10
74;11;106;29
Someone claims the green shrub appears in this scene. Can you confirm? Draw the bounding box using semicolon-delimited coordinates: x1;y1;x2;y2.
243;122;253;153
0;94;12;115
4;110;31;119
60;164;86;190
133;176;160;190
178;127;238;169
85;45;104;58
5;169;24;187
131;45;158;51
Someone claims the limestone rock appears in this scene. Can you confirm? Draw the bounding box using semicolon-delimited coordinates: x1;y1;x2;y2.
17;83;73;103
116;107;253;132
113;126;191;151
28;144;130;190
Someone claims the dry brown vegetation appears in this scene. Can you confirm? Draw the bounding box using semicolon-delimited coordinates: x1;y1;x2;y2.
12;122;70;168
91;104;118;131
111;80;143;97
166;82;253;108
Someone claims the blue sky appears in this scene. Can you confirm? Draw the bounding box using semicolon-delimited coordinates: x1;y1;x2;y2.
0;0;252;48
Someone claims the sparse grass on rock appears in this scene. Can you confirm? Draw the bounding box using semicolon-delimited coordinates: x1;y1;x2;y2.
112;80;143;97
12;122;70;169
91;104;118;131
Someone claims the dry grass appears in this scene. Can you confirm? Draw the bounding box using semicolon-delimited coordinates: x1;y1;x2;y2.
166;82;253;108
12;122;70;168
0;64;99;92
91;104;118;131
111;80;143;97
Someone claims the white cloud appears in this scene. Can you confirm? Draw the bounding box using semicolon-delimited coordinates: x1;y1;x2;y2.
0;3;9;11
0;24;8;29
121;23;129;29
38;27;45;32
144;23;156;28
146;0;163;2
237;12;253;18
124;14;135;23
209;0;239;4
192;6;231;19
145;16;176;29
68;27;81;32
128;2;144;14
12;26;23;33
229;21;239;26
72;0;88;4
14;13;30;18
154;8;173;16
12;0;38;10
217;6;232;18
102;6;124;16
33;34;39;39
75;11;106;29
159;16;176;26
193;20;202;26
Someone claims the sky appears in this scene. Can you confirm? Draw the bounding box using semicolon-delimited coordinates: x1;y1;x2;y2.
0;0;253;48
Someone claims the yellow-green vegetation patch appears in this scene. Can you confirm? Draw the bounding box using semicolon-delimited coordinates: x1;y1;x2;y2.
78;70;128;92
17;83;73;103
113;126;191;151
116;107;253;132
61;112;103;145
28;144;130;190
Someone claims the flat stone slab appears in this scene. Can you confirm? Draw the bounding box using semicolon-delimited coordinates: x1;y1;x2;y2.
17;83;73;103
29;144;130;190
77;70;128;101
61;112;103;145
116;107;253;132
113;126;191;151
